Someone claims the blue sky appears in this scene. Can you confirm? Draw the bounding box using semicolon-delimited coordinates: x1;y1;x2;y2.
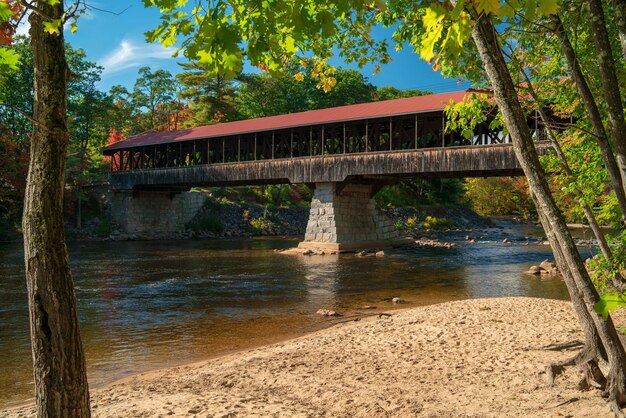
19;2;471;94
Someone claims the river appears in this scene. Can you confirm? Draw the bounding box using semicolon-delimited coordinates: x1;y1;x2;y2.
0;221;596;407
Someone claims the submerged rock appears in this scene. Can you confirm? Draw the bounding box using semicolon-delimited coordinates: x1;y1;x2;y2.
316;309;341;317
392;297;407;304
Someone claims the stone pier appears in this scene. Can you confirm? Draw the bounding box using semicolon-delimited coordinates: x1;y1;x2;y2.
109;190;208;236
298;183;400;251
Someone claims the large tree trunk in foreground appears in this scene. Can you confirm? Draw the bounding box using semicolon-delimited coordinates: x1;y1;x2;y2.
24;2;91;417
533;192;606;388
471;12;626;411
551;14;626;227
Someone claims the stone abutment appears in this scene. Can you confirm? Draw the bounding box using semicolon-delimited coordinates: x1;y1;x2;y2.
298;183;400;251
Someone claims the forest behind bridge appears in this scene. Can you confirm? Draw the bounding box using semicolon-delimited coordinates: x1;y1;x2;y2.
1;37;614;240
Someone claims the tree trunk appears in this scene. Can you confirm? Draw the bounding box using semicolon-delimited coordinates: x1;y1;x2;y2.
24;3;91;417
76;185;82;230
471;11;626;408
611;0;626;58
587;0;626;194
520;74;624;289
532;192;607;387
551;14;626;227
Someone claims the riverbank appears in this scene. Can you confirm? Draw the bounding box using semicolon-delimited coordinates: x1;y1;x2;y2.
3;297;620;417
67;202;496;242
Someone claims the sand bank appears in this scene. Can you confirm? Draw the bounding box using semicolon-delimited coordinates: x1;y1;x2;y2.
3;297;619;417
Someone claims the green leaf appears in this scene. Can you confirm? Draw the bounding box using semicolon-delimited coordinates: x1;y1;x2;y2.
0;47;20;71
594;293;626;319
538;0;558;16
0;2;13;21
496;3;516;19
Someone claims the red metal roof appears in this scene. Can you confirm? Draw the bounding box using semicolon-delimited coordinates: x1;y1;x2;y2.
104;90;468;151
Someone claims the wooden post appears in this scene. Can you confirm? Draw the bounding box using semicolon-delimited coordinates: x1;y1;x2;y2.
140;146;145;169
441;116;445;147
415;114;419;149
309;128;313;156
254;133;257;160
153;145;157;168
272;132;275;159
343;123;346;154
389;117;393;151
321;126;325;155
238;135;241;162
179;142;183;166
290;129;294;158
222;137;225;163
193;140;196;165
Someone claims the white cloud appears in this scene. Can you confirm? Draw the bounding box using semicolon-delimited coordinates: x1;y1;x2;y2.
98;39;178;76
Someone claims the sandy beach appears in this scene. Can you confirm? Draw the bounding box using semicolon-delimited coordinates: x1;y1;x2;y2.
2;297;620;417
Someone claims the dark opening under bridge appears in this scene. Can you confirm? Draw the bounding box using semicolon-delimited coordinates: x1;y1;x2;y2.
103;90;552;250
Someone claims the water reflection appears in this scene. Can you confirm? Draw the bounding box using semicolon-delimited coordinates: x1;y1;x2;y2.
299;254;341;306
0;230;570;407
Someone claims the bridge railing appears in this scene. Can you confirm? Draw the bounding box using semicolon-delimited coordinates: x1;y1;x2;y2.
107;111;548;172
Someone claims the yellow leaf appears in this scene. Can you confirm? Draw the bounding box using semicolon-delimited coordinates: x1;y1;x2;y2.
420;4;447;63
43;19;62;36
474;0;500;14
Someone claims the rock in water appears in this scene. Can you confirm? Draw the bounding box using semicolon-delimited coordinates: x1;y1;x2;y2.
375;251;385;257
316;309;341;317
392;297;406;304
526;266;543;275
540;259;559;274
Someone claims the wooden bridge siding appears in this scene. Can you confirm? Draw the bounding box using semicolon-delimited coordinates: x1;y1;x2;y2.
108;143;550;190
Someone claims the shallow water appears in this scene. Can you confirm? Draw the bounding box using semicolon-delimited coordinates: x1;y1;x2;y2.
0;222;582;407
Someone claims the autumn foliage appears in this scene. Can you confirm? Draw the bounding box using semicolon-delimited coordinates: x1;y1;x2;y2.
0;1;22;47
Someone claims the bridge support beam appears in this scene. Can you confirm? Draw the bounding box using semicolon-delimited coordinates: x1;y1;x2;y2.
298;182;399;252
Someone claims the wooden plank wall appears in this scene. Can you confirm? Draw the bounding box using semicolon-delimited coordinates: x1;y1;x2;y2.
108;142;552;190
